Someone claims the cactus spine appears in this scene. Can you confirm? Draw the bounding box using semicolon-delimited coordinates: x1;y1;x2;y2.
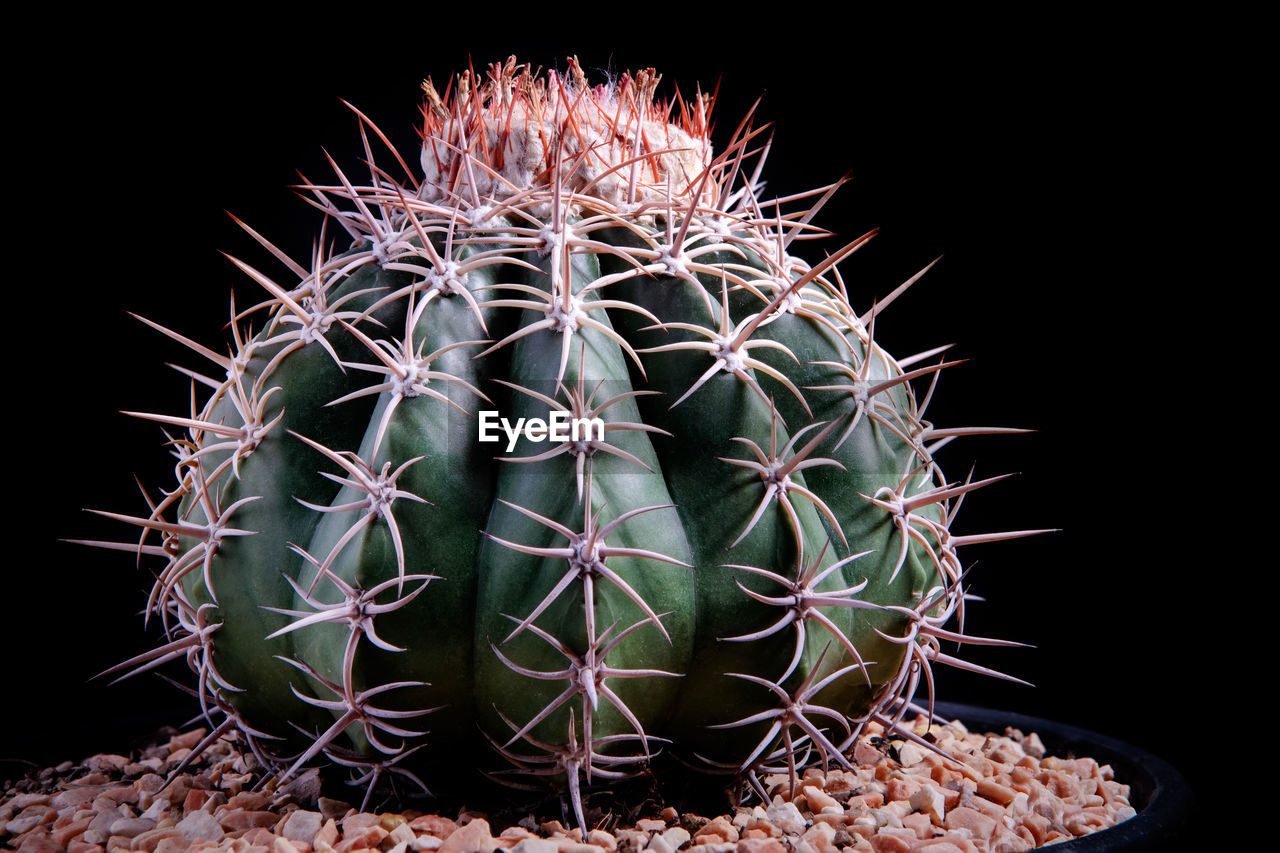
88;58;1041;821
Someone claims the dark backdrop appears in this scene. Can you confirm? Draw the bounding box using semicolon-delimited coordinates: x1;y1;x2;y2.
13;14;1210;840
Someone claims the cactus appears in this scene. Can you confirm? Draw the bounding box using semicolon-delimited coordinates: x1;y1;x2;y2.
85;57;1042;821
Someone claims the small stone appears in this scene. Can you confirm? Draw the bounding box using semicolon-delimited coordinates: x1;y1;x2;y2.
408;815;458;839
130;827;183;852
175;809;224;844
166;730;207;753
6;813;49;836
382;823;415;847
862;827;914;852
644;835;674;853
318;799;353;823
900;812;932;841
8;795;51;810
67;839;104;853
71;771;111;787
908;841;966;853
694;816;737;844
437;818;494;853
107;816;155;838
510;838;559;853
883;777;921;804
763;799;806;835
219;810;280;833
735;838;786;853
227;793;272;812
51;788;101;811
279;809;324;844
139;775;170;798
798;821;836;853
14;831;62;853
314;818;339;849
139;798;170;822
334;824;388;853
86;755;130;774
908;786;945;826
587;829;616;849
895;743;925;768
801;787;838;813
51;815;93;847
975;779;1016;807
943;806;996;841
661;826;691;849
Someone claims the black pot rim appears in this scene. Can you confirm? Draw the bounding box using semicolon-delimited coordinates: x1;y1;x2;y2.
929;701;1192;852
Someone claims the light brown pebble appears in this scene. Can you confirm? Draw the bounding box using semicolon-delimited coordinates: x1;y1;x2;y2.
6;813;51;836
644;834;675;853
763;800;805;835
385;824;416;847
313;819;339;850
340;813;381;833
694;816;737;844
688;844;735;853
734;838;786;853
585;829;615;849
67;839;104;853
51;815;93;847
509;839;559;853
911;842;968;853
408;815;458;839
943;806;996;841
87;755;131;774
853;740;883;767
8;795;52;810
895;742;926;768
908;785;945;826
279;810;324;844
166;730;207;753
660;826;690;849
52;789;102;811
220;810;280;833
131;827;183;852
134;776;166;797
801;787;838;813
14;831;63;853
974;779;1016;807
335;825;389;853
108;816;155;839
175;809;225;843
865;827;915;852
437;818;494;853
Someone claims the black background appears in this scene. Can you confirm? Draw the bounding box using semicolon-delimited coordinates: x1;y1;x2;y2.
11;13;1222;843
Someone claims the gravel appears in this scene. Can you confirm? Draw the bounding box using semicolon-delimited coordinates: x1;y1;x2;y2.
1;716;1135;852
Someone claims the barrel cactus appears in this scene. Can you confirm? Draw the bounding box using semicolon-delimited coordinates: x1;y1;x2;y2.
88;57;1039;822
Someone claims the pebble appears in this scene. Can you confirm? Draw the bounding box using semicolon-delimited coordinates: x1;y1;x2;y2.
0;715;1135;853
279;808;324;843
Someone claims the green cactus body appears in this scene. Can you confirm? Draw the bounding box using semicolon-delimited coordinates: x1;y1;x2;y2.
98;60;1033;820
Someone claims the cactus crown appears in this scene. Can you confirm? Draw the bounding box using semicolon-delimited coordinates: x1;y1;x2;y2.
86;57;1042;823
